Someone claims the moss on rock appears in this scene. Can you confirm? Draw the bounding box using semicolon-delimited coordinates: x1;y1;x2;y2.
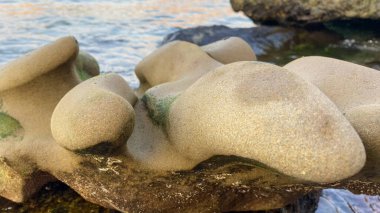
0;112;22;139
142;93;177;128
75;68;93;81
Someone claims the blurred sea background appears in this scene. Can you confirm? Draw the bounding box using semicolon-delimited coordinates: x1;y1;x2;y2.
0;0;252;87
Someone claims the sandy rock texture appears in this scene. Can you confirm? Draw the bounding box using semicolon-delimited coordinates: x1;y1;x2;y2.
129;40;366;183
0;36;98;202
230;0;380;26
129;38;257;170
168;61;365;182
51;74;137;153
129;40;222;170
284;56;380;176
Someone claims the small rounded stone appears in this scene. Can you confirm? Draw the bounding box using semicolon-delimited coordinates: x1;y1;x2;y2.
201;37;257;64
51;74;136;153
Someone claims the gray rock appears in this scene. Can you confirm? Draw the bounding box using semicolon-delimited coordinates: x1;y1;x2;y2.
230;0;380;26
161;25;296;56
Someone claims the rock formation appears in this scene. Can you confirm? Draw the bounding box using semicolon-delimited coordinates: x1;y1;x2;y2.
284;56;380;177
167;61;365;182
51;74;137;153
134;40;222;96
0;36;379;212
230;0;380;26
0;36;98;202
130;39;366;182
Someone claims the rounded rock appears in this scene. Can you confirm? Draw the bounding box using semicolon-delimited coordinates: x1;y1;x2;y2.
51;74;136;153
284;56;380;175
201;37;257;64
168;61;365;183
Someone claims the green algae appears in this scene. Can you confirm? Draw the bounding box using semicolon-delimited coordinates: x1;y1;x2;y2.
142;94;178;128
75;68;92;81
0;112;22;139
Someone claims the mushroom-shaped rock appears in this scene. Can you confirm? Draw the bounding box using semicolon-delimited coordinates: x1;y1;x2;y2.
201;37;257;64
51;74;137;153
0;36;99;202
0;36;78;92
284;56;380;175
167;61;365;183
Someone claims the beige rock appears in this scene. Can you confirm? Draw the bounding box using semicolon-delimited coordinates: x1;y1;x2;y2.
126;101;197;171
135;38;257;97
135;41;222;96
284;56;380;174
167;61;365;183
201;37;257;64
51;74;137;152
284;56;380;111
129;41;222;169
0;36;98;202
346;105;380;175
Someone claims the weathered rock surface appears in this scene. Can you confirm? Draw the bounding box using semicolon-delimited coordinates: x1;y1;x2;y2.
168;61;365;183
51;74;137;153
0;36;99;202
52;154;380;213
284;56;380;176
230;0;380;26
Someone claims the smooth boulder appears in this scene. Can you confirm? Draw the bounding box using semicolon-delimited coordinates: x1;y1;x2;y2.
167;61;365;183
284;56;380;174
231;0;380;26
51;74;137;153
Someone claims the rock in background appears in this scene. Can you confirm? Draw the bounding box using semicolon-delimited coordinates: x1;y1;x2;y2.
162;25;380;70
230;0;380;26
